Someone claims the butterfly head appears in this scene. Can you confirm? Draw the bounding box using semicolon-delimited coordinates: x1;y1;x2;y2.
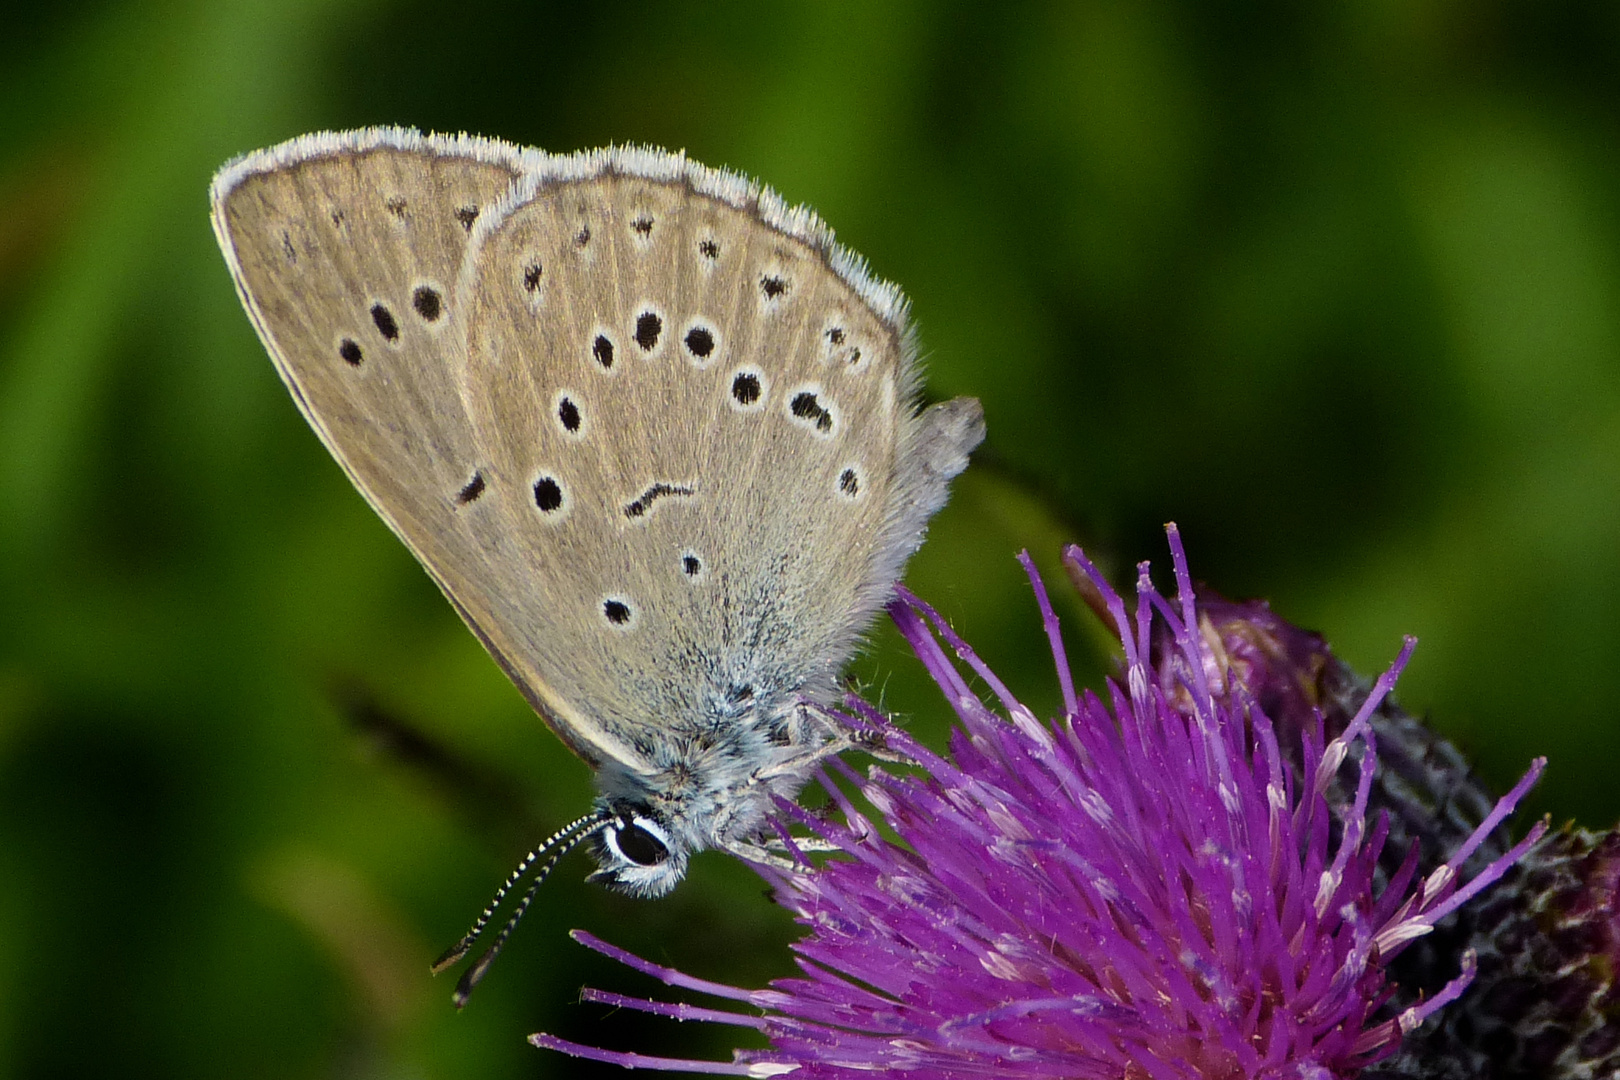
587;802;688;897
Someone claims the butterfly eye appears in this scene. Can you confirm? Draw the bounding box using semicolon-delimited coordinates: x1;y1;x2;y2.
609;817;670;867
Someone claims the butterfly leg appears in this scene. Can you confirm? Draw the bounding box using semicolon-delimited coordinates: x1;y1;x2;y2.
723;835;844;872
755;701;918;779
841;724;918;767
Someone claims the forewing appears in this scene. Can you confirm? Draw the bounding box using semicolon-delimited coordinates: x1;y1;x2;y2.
210;130;647;769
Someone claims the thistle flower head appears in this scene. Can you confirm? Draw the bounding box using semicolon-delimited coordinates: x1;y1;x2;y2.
534;529;1547;1079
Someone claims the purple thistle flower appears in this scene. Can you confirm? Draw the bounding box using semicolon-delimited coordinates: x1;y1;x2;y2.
1132;567;1620;1078
532;528;1548;1079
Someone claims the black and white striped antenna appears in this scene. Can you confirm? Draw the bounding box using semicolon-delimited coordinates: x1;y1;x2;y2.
431;808;614;1007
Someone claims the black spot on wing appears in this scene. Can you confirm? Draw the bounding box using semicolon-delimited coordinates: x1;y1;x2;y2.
624;483;695;519
731;373;761;405
593;335;615;369
412;286;442;322
634;311;662;352
456;472;486;505
533;476;564;512
557;397;581;433
791;391;833;432
684;326;714;358
371;303;399;342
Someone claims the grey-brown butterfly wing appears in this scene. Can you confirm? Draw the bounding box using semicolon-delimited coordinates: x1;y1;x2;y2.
453;150;983;760
210;129;648;771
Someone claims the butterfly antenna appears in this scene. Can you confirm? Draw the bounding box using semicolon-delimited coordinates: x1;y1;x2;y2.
431;810;604;977
447;814;614;1008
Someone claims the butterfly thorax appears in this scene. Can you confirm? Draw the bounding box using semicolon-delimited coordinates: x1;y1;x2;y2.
588;690;827;897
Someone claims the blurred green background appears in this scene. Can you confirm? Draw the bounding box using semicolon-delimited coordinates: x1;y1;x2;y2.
1;2;1617;1077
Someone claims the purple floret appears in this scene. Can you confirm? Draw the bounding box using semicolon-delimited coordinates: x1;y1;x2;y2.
534;528;1547;1079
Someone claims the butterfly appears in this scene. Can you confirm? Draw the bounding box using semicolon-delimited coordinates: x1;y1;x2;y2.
211;128;983;1000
